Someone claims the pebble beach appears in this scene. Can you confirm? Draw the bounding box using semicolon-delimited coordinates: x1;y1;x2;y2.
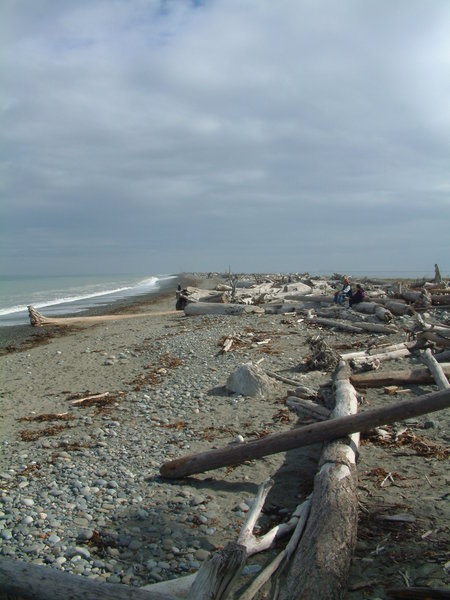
0;273;449;598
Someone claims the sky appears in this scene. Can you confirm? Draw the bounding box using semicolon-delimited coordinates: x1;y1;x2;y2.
1;0;450;277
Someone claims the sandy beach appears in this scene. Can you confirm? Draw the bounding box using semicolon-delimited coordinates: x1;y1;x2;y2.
0;273;448;598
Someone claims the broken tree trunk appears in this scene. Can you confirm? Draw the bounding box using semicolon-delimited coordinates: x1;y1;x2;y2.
27;306;179;327
0;558;176;600
421;349;450;390
159;388;450;479
279;362;359;600
351;364;450;388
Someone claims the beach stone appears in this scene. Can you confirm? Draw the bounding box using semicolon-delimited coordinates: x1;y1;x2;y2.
226;362;278;397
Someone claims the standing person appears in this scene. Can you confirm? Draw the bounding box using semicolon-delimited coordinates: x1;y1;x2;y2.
349;283;365;307
334;277;351;305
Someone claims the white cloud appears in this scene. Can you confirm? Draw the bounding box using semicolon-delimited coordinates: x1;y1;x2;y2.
1;0;449;275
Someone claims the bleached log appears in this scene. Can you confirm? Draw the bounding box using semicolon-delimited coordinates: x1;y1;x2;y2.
357;322;397;334
159;388;450;479
264;302;315;314
307;316;364;333
265;370;316;393
184;287;230;303
238;499;311;600
27;306;179;327
184;303;264;316
415;323;450;348
186;542;246;600
307;316;396;335
285;397;331;421
279;362;359;600
350;301;378;314
384;300;413;316
349;348;411;369
341;342;412;360
351;363;450;388
0;558;176;600
421;348;450;390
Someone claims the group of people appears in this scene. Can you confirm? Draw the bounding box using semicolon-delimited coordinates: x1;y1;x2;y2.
333;277;365;307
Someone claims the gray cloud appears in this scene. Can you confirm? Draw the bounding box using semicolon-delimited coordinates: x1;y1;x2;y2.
2;0;449;276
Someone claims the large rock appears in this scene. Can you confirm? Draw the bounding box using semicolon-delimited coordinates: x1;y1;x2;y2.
226;363;278;397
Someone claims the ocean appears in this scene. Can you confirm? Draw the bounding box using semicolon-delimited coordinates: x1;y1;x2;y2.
0;274;178;327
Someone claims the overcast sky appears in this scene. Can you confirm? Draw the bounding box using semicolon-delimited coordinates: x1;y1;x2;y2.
2;0;449;277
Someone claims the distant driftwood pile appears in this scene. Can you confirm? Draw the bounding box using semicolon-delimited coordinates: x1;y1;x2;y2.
9;266;449;599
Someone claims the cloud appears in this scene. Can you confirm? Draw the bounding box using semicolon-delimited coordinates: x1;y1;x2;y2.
1;0;450;275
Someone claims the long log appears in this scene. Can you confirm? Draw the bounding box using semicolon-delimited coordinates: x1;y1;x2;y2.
421;349;450;390
280;363;359;600
159;388;450;479
0;558;176;600
27;305;179;327
351;363;450;388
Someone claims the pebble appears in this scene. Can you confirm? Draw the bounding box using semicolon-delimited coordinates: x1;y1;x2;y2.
0;312;298;588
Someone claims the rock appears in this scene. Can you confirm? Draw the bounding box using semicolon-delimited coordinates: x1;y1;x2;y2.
226;362;278;397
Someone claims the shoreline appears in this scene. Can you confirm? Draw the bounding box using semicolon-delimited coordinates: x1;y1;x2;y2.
0;273;201;357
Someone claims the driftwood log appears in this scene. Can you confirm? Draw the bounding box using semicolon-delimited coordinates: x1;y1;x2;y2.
279;362;359;600
184;302;264;316
350;363;450;388
0;558;177;600
421;349;450;390
159;388;450;479
27;306;179;327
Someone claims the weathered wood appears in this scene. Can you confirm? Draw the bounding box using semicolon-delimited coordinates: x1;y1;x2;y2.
351;364;450;388
238;499;311;600
184;302;264;316
308;315;396;335
384;300;413;316
279;362;359;600
349;348;411;370
27;305;179;327
421;348;450;390
341;342;412;360
186;542;246;600
184;286;230;303
285;397;330;421
159;388;450;479
307;316;364;333
0;557;176;600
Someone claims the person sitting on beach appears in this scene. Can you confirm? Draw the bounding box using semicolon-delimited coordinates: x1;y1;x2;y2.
349;283;365;307
333;277;351;305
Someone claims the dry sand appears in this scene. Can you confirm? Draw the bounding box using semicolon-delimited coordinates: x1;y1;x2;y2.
0;275;449;598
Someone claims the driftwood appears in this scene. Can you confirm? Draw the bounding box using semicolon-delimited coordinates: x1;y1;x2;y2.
184;302;264;316
238;500;311;600
421;348;450;390
27;305;179;327
186;542;246;599
351;302;393;322
0;557;176;600
184;286;230;303
351;364;450;388
307;315;396;335
341;342;413;360
159;388;450;479
279;362;359;600
285;396;331;421
384;300;413;316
